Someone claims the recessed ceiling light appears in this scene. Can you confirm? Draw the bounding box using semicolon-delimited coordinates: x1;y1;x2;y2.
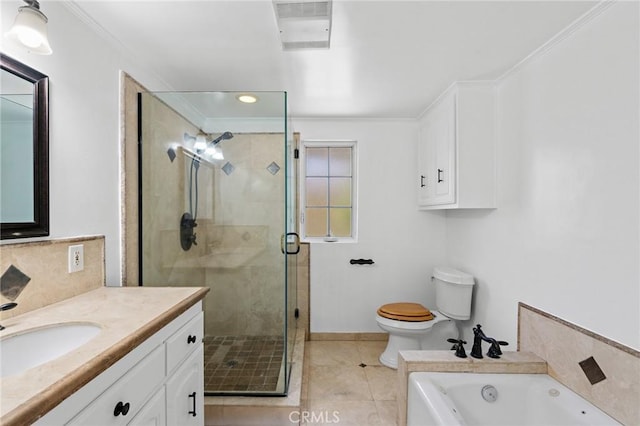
237;94;258;104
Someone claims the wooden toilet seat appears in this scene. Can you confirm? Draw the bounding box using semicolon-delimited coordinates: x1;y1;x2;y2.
377;302;434;322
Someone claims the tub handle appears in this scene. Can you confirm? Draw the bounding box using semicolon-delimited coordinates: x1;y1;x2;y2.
447;338;468;358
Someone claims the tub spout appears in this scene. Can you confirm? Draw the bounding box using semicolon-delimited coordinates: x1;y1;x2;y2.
470;324;486;359
0;302;18;330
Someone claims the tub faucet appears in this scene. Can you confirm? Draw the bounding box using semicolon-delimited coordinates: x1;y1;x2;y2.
470;324;486;359
471;324;509;359
447;338;467;358
0;302;18;330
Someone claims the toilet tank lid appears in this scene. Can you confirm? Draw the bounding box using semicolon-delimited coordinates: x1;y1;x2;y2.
433;266;475;285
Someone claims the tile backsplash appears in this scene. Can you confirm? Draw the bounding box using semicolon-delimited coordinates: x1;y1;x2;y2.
0;236;105;319
518;302;640;425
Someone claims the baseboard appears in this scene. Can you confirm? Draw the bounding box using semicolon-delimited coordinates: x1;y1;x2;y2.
309;332;388;341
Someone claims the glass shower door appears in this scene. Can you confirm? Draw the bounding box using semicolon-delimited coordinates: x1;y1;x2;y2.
138;91;296;395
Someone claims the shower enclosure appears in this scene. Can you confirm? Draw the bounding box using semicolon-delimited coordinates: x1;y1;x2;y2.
138;91;298;395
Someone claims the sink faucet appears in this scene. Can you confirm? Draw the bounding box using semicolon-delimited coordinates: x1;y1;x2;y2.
0;302;18;330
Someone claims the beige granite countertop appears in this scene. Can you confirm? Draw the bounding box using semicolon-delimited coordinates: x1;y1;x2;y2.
0;286;209;426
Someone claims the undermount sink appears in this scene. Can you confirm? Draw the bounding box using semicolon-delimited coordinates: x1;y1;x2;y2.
0;322;101;378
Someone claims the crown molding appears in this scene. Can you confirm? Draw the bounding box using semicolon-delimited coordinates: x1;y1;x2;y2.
495;0;615;83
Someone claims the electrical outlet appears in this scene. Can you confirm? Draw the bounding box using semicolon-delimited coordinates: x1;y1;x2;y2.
68;244;84;273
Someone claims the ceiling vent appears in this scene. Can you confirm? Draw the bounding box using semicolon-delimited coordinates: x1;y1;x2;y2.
273;1;332;50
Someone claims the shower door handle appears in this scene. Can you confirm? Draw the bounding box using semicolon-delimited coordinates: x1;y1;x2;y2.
281;232;300;254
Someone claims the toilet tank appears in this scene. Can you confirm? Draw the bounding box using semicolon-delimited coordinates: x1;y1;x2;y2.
433;266;475;320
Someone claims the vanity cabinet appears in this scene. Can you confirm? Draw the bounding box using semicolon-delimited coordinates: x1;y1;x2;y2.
66;345;165;425
36;303;204;426
166;346;204;426
417;81;496;209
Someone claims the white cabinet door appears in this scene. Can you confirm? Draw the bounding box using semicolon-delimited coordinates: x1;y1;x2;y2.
166;346;204;426
418;90;456;207
128;387;166;426
418;116;435;205
417;82;495;210
432;92;456;205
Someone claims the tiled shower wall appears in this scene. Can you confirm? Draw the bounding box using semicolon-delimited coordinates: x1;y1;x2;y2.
200;132;286;337
0;236;105;319
137;91;288;337
122;75;309;340
518;303;640;425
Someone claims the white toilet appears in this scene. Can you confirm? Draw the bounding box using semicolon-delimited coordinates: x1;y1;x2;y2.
375;266;475;369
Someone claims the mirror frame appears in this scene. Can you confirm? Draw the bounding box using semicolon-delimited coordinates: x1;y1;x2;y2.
1;53;49;239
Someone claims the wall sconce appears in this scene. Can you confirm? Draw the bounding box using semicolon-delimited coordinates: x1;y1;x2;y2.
5;0;52;55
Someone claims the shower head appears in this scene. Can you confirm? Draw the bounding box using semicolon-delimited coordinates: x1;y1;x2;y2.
210;131;234;146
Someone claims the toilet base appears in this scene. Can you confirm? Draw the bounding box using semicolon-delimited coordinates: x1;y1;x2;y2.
377;319;459;369
379;334;421;369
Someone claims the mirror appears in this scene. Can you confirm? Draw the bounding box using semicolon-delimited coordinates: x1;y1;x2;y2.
1;53;49;239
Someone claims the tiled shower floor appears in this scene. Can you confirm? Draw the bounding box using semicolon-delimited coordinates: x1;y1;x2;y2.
204;335;285;393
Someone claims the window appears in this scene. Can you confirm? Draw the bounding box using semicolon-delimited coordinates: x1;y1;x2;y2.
300;140;357;242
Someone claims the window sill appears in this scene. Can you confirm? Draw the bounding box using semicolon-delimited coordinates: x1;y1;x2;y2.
302;237;357;244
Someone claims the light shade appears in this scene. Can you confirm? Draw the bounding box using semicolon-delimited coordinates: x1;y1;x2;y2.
5;4;52;55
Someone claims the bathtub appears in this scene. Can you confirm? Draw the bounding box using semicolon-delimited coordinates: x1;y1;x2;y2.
407;372;621;426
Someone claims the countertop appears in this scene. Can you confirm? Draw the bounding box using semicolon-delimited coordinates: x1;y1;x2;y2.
0;286;209;425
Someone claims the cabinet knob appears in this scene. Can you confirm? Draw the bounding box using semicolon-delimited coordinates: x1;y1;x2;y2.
187;334;197;344
113;401;130;416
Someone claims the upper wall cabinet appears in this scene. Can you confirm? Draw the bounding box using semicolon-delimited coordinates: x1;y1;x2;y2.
417;82;496;210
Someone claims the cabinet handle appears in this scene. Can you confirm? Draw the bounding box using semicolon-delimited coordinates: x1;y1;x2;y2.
437;169;444;183
113;401;130;417
187;334;197;344
420;175;426;188
188;392;197;417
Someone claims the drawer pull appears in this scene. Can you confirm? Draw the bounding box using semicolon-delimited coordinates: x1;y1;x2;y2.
187;334;197;344
113;401;130;416
188;392;197;417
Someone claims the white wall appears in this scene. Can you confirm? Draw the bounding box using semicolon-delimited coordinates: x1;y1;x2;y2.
446;2;639;349
3;2;637;349
1;1;168;284
293;119;447;332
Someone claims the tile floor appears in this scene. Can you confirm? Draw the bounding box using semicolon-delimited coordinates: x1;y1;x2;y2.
300;340;397;426
204;335;285;393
